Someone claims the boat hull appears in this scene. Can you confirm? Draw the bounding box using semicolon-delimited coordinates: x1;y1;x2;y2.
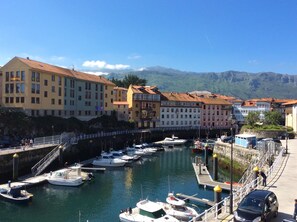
0;191;33;204
92;160;126;167
47;178;83;187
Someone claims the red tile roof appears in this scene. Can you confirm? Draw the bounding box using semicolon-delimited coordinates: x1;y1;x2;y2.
17;57;115;86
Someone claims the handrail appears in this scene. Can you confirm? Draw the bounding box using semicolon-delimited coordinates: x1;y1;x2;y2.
189;147;285;222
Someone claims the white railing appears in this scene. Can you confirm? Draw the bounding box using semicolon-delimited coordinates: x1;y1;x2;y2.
189;147;285;222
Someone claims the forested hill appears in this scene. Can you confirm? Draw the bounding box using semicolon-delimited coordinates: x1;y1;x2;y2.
107;67;297;100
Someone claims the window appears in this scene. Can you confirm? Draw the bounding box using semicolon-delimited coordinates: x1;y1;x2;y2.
31;97;36;104
51;99;55;104
9;97;14;103
78;86;82;91
21;71;25;81
21;97;25;103
52;86;55;93
5;84;9;93
52;75;55;81
58;87;62;96
44;91;48;97
36;98;40;104
16;97;20;103
36;72;40;82
58;76;62;85
5;72;9;81
58;99;62;105
31;72;36;81
44;79;48;86
31;84;36;93
10;84;14;93
16;83;21;93
10;71;14;79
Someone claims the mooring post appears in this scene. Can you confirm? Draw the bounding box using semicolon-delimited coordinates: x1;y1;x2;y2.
214;185;222;214
213;154;218;181
204;144;209;167
59;145;64;167
253;166;259;188
13;153;19;180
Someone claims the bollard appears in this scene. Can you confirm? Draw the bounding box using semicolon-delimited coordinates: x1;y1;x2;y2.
253;166;259;188
213;154;218;181
204;144;209;167
198;163;201;175
59;145;64;167
214;185;222;214
13;153;19;180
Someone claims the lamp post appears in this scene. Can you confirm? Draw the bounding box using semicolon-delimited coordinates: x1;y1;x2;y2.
285;127;288;154
228;113;237;214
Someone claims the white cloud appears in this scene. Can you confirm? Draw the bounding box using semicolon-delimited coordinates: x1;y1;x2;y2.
248;59;258;65
82;60;130;70
128;54;142;60
51;56;65;61
137;67;147;71
84;71;109;76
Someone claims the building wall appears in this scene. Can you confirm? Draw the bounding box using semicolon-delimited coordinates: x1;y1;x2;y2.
113;103;129;121
286;105;297;133
201;104;232;128
104;84;115;115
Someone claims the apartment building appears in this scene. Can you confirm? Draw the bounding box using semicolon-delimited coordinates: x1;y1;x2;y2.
114;86;127;102
159;92;201;128
283;100;297;133
198;96;233;128
0;57;115;121
127;85;161;128
113;101;129;121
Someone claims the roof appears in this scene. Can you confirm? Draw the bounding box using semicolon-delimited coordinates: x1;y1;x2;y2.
247;190;273;199
136;199;162;212
113;101;129;105
130;85;160;94
161;92;198;102
283;100;297;106
198;97;232;105
15;57;115;86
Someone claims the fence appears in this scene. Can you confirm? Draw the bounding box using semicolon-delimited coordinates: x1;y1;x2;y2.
190;147;285;222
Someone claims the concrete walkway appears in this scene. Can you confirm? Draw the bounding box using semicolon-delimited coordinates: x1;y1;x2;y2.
269;139;297;222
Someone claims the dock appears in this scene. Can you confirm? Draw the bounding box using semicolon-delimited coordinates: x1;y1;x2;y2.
192;163;241;191
176;193;215;206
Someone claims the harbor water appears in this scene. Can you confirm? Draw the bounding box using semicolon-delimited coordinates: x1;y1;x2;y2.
0;145;226;222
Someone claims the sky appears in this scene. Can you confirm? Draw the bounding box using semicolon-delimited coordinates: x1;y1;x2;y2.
1;0;297;75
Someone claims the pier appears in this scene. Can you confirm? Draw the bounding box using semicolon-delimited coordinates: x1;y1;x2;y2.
192;162;242;191
176;193;215;206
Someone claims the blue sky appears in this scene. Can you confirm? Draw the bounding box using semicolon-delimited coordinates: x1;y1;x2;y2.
1;0;297;74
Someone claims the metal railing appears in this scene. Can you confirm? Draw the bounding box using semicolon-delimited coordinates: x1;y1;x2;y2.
189;147;285;222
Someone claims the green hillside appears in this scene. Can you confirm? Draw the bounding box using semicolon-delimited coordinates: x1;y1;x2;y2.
108;67;297;99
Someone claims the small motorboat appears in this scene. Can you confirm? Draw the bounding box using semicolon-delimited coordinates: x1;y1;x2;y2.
0;185;33;204
155;135;187;146
47;168;84;187
110;150;140;162
191;140;214;155
157;193;199;221
92;152;128;167
119;199;179;222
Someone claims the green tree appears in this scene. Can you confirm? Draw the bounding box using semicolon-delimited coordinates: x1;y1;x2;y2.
110;77;124;87
245;111;260;127
122;74;147;88
264;111;283;125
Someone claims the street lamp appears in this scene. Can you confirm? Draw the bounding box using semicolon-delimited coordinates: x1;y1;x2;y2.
285;127;288;154
228;113;237;214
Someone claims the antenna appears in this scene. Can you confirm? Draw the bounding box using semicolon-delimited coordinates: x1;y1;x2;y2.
72;65;75;71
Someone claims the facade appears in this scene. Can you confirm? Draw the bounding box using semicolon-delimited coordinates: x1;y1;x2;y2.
114;87;127;102
159;92;201;128
0;71;2;106
113;101;129;121
283;100;297;133
127;85;161;128
198;96;233;129
0;57;115;121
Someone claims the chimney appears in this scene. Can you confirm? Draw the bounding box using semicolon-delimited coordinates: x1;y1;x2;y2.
27;57;30;60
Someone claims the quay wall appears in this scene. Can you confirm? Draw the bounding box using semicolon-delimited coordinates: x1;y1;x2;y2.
1;128;221;181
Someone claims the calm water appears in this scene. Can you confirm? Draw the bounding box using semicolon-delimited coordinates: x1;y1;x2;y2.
0;146;224;222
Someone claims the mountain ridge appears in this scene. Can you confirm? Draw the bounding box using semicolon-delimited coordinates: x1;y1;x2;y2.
107;67;297;100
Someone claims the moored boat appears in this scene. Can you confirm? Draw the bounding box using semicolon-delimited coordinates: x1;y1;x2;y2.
119;199;179;222
47;168;84;187
92;152;128;167
155;135;187;146
157;193;198;221
0;185;33;203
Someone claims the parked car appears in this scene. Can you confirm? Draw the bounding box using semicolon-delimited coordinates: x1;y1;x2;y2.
234;190;278;222
222;136;234;143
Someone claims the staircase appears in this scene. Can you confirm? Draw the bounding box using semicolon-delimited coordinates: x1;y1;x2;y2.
31;140;72;176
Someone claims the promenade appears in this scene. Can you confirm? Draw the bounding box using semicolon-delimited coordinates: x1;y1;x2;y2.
269;138;297;222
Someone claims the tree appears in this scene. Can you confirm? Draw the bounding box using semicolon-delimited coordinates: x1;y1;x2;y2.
264;111;283;125
245;111;260;127
122;74;147;88
110;77;124;87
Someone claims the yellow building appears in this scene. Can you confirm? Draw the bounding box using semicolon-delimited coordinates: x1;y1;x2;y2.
114;86;127;102
0;57;115;120
283;100;297;133
127;85;161;128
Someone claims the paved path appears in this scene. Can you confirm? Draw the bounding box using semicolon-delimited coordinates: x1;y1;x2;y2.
269;139;297;222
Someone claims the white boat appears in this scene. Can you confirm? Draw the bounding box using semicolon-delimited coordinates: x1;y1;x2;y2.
110;150;140;162
134;144;157;156
0;185;33;203
47;168;84;187
68;164;94;181
92;152;127;167
155;135;187;145
119;199;179;222
157;193;199;221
